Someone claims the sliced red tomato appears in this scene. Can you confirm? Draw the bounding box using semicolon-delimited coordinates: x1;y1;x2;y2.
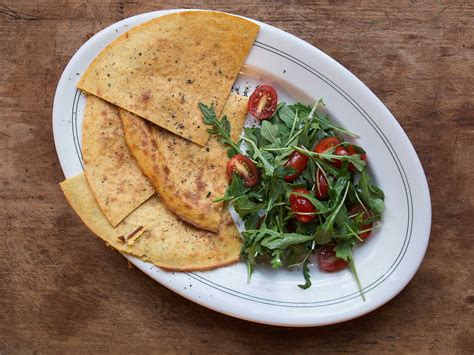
289;188;316;223
284;151;309;182
333;145;349;168
226;154;260;187
314;169;329;200
317;245;348;272
333;145;367;171
353;148;367;172
314;136;347;168
348;203;373;239
313;137;341;154
248;85;278;120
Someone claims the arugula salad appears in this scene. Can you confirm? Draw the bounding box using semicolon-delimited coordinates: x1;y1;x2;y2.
200;84;385;298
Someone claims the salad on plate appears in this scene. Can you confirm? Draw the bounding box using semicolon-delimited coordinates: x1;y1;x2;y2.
202;84;385;297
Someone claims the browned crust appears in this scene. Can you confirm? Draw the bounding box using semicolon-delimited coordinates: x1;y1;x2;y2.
157;197;222;232
154;255;241;272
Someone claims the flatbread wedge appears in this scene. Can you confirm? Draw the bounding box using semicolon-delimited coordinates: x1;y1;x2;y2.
60;174;241;271
77;11;259;146
120;93;248;232
82;95;155;226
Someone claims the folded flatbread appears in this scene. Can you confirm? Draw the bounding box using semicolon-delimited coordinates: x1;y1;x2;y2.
60;174;241;271
82;95;155;226
77;11;259;146
121;93;248;232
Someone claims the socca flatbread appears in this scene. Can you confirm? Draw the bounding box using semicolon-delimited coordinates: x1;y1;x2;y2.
121;94;248;232
77;11;259;146
82;95;155;226
60;174;241;271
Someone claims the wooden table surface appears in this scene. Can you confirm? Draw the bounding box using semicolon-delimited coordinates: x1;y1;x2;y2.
1;1;473;353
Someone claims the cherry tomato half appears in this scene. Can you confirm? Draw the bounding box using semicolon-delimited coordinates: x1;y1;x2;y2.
289;188;316;223
354;149;367;172
317;245;348;272
284;151;309;182
333;145;367;171
313;137;341;154
332;145;349;168
348;203;373;239
227;154;260;187
314;169;329;200
314;136;348;168
248;85;278;120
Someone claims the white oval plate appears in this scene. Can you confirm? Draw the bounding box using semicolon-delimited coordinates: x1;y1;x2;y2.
53;9;431;327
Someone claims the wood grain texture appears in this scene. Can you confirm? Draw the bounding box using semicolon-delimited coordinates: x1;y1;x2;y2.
0;0;472;353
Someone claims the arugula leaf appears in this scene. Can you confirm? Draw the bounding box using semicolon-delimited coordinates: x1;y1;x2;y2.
247;229;315;249
358;170;385;214
243;213;260;230
298;259;312;289
233;195;264;218
199;103;242;155
349;258;366;301
276;104;297;128
265;177;288;212
271;249;283;269
334;241;365;301
261;120;282;147
314;180;349;244
300;158;317;186
213;175;249;202
241;136;275;176
294;146;367;172
334;239;356;260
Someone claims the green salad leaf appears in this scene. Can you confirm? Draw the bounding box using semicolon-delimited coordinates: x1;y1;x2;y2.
199;103;242;156
200;99;385;298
